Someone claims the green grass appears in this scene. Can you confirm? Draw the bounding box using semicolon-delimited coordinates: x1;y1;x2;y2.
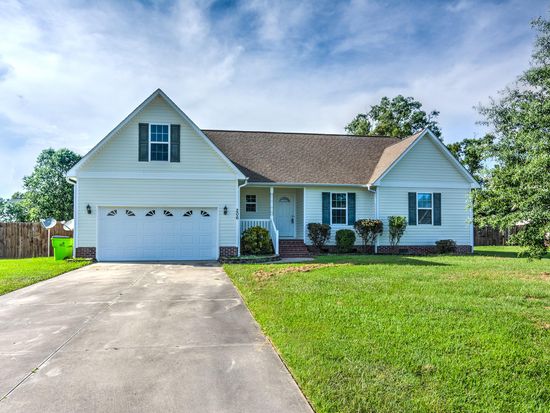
224;246;550;413
0;257;91;295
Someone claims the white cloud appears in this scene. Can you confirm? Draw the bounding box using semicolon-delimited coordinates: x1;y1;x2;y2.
0;0;545;197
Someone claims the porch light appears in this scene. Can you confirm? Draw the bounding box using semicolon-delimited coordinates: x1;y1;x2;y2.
223;205;228;215
86;204;92;215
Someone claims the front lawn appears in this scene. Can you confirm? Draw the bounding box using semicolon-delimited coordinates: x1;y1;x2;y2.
224;246;550;413
0;257;91;295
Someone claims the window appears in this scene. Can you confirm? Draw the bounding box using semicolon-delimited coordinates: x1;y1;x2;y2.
163;210;173;217
146;210;156;217
183;210;193;217
200;210;210;217
245;194;256;212
417;193;432;225
331;193;347;225
150;124;169;161
125;209;135;216
107;209;117;216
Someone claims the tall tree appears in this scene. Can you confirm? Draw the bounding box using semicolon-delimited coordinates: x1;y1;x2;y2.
476;17;550;258
22;148;81;221
345;95;442;138
0;192;30;222
447;134;494;184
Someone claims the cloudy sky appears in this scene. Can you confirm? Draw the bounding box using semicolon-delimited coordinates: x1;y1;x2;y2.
0;0;547;197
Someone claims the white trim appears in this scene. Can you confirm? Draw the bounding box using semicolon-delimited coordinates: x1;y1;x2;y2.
372;129;480;188
95;205;220;261
67;89;245;179
469;192;474;251
417;192;434;225
246;182;368;188
73;181;78;255
373;187;379;254
148;123;170;162
74;171;237;180
374;181;472;189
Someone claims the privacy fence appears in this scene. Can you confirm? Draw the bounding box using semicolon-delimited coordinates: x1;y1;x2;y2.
0;222;73;259
474;225;520;247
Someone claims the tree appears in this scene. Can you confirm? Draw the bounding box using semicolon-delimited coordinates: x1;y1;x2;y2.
0;192;30;222
22;148;81;221
447;134;494;183
476;17;550;259
345;95;442;138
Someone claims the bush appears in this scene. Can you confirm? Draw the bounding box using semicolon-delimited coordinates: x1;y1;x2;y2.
435;239;457;254
388;216;407;246
307;223;331;251
241;226;273;255
336;229;356;253
354;219;383;252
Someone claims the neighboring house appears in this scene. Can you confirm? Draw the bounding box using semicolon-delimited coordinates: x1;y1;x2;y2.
66;89;479;261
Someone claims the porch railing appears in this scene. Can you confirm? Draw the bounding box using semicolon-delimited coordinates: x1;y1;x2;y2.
240;219;279;256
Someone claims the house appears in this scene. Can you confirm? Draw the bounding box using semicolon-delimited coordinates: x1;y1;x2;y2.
66;89;480;261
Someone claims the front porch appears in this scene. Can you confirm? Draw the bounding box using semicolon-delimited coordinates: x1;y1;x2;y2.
239;186;305;256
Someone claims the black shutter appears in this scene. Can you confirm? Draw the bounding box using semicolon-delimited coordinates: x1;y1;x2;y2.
322;192;330;224
138;123;149;162
433;193;441;226
408;192;417;225
170;124;180;162
347;193;356;225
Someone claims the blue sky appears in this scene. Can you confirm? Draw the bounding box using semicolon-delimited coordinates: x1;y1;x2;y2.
0;0;547;197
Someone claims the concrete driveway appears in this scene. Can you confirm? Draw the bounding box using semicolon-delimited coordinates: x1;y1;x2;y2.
0;263;312;413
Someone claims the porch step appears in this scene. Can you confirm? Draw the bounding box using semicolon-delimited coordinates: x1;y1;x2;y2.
279;239;311;258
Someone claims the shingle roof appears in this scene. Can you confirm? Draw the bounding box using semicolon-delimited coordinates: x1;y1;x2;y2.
202;129;420;185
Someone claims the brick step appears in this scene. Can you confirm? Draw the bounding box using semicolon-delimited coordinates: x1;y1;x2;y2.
279;239;311;258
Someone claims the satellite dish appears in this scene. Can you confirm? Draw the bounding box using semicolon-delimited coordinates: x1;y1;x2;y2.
41;218;57;229
63;219;74;231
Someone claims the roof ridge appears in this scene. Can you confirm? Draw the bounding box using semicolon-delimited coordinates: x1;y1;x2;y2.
202;129;399;139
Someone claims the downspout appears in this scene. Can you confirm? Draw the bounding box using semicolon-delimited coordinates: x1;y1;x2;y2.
236;177;249;256
66;176;77;258
366;184;378;254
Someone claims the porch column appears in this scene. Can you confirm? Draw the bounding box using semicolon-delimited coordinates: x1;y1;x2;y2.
270;187;274;220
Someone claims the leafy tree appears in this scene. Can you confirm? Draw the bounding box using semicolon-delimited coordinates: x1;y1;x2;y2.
476;17;550;258
345;95;442;138
0;192;30;222
23;148;81;221
446;134;494;183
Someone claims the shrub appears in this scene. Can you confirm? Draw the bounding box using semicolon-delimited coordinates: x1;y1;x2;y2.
354;219;383;252
336;229;356;253
241;226;273;255
435;239;457;254
388;216;407;246
307;223;331;251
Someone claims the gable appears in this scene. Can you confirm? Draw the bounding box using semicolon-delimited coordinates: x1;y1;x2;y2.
379;134;472;186
69;91;243;178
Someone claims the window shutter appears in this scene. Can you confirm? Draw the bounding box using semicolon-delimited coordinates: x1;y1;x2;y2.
322;192;330;224
408;192;417;225
138;123;149;162
170;124;180;162
433;193;441;226
347;193;356;225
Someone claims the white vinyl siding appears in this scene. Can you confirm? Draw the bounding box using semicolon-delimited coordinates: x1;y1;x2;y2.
77;178;237;248
378;186;471;245
381;137;469;185
304;186;374;245
79;95;234;175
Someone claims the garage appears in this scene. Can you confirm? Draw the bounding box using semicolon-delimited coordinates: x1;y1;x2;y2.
97;207;218;261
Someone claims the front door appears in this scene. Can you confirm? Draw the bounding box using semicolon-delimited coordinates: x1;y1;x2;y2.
275;193;295;238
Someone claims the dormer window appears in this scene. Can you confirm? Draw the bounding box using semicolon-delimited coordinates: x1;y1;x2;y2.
150;124;169;161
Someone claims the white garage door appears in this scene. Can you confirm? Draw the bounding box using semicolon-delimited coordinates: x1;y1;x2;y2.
97;207;218;261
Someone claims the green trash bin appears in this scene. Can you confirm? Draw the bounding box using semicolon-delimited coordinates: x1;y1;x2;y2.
51;236;74;260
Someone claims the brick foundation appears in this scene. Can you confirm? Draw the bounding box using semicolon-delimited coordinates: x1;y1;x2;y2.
75;247;96;259
307;245;375;254
377;245;473;255
219;246;238;258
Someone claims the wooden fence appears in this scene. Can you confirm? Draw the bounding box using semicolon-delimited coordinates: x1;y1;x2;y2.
474;226;520;246
0;222;73;259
